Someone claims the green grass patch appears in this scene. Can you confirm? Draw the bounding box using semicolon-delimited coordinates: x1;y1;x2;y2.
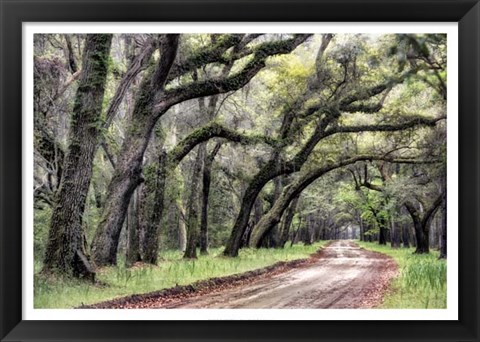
357;241;447;309
34;242;328;308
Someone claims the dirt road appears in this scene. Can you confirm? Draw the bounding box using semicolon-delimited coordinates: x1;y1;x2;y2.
84;240;397;309
163;240;397;309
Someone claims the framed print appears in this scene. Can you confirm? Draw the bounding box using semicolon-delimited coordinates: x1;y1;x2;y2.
1;0;479;341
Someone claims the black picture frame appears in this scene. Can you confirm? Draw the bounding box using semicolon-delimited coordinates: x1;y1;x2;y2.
1;0;479;341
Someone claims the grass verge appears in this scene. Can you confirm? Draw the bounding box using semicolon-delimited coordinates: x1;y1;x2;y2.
34;242;328;308
357;241;447;309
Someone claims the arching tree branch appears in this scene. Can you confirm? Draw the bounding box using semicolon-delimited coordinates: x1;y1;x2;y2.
168;122;278;165
249;155;442;247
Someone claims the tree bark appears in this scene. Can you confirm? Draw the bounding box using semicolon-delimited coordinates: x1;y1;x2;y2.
223;160;282;255
402;223;411;248
91;106;159;266
378;217;387;245
390;216;400;248
199;142;221;255
143;149;168;264
439;202;447;259
359;215;365;242
258;177;283;248
405;193;444;254
302;214;313;245
64;34;78;74
177;201;187;252
279;195;299;247
183;147;205;259
126;189;142;266
412;213;429;253
43;34;112;277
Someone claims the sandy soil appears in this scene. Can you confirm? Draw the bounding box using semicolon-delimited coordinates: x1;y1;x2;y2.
83;240;397;309
160;240;397;309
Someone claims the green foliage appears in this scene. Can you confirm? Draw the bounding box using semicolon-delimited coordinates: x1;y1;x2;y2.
334;180;389;232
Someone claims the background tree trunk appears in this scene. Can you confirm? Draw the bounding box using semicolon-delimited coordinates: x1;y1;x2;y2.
126;189;142;266
390;216;400;248
279;195;299;247
402;223;410;248
439;202;447;259
258;177;283;248
359;216;365;242
183;147;205;259
199;142;221;255
405;193;444;254
177;201;187;252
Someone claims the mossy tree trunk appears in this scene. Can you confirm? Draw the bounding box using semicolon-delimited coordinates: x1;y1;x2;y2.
390;216;400;248
199;142;221;255
126;189;142;266
359;215;365;242
241;197;263;248
91;103;161;266
406;207;429;254
43;34;112;277
143;149;168;264
91;35;180;266
177;201;187;252
196;93;221;255
402;222;411;248
439;202;447;259
278;195;299;247
183;147;205;259
377;215;387;245
302;214;314;245
258;177;283;248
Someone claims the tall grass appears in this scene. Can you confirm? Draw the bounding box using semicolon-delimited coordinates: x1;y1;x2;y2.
357;241;447;309
34;242;327;308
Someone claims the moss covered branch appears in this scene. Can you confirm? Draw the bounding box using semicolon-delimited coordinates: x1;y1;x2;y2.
168;122;278;166
166;34;244;82
159;35;312;111
325;115;445;136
